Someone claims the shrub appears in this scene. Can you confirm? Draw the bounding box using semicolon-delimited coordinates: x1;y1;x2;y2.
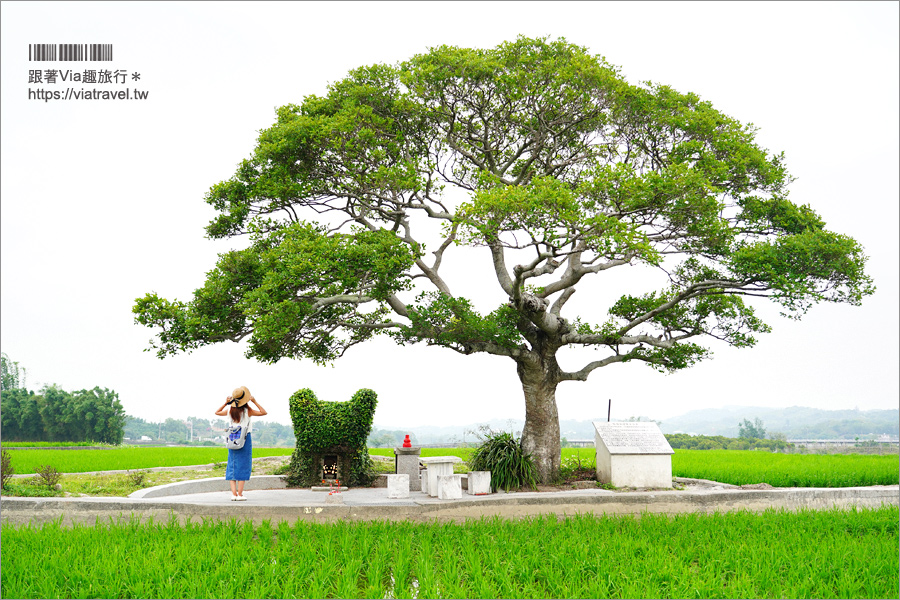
1;449;14;489
126;470;149;487
33;464;62;491
468;427;537;491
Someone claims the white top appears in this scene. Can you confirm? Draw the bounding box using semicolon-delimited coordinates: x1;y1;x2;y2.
231;409;252;434
419;456;462;464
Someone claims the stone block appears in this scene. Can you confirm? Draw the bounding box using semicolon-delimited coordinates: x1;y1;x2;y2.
467;471;491;495
436;474;462;500
421;469;429;494
386;474;410;499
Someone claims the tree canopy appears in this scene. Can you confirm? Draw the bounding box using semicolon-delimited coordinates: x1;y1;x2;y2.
134;36;873;482
1;385;126;445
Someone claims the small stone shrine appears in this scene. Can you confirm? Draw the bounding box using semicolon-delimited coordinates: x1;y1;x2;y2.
285;387;378;487
593;421;674;488
394;436;422;492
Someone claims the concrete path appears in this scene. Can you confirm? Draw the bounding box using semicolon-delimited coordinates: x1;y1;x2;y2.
3;478;897;527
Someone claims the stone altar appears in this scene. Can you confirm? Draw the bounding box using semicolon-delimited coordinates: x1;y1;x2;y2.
394;446;422;491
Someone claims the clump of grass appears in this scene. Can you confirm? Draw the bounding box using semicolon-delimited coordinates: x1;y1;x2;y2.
2;479;62;497
1;449;14;489
558;452;596;483
467;427;537;491
127;470;149;487
33;465;62;491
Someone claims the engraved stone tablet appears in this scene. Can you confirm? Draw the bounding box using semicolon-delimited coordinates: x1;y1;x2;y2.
593;421;674;488
593;422;673;455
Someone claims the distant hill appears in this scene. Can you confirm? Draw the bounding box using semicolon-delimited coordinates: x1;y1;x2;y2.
376;406;898;443
659;406;899;439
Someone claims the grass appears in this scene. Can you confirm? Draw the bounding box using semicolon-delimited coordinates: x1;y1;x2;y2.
1;507;896;598
3;446;294;475
1;458;295;498
3;447;896;497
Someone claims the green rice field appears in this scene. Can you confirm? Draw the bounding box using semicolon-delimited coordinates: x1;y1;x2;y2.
4;447;898;488
672;449;899;487
2;507;896;599
3;447;293;474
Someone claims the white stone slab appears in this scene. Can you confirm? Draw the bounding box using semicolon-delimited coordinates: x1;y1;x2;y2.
593;422;674;455
386;474;410;499
420;456;462;465
437;474;463;499
421;469;429;494
467;471;491;495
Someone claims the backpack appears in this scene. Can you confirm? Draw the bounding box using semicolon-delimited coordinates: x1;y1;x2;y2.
225;411;249;450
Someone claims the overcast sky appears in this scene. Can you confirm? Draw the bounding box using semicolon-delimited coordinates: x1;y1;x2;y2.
2;2;897;430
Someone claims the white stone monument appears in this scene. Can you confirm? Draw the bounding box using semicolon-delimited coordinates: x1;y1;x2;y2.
593;421;674;488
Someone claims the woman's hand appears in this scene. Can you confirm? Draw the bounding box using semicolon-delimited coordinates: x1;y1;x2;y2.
249;396;267;417
215;398;233;417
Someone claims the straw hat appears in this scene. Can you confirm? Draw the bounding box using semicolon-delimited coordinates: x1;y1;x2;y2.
229;386;252;407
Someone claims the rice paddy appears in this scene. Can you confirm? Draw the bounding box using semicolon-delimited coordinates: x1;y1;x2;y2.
672;449;899;487
5;447;898;488
2;507;896;599
3;446;293;474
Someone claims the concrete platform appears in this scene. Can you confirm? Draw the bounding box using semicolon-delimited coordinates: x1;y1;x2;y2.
2;478;896;527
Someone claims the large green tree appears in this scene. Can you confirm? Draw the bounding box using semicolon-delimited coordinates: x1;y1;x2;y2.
134;37;873;482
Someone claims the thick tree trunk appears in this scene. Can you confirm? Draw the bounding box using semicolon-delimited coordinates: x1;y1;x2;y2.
517;353;561;484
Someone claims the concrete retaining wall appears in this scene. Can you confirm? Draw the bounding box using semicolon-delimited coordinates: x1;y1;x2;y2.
2;486;896;528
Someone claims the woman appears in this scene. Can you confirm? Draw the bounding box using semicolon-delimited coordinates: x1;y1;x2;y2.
215;386;267;501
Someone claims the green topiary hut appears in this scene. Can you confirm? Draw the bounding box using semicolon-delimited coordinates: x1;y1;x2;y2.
285;387;377;487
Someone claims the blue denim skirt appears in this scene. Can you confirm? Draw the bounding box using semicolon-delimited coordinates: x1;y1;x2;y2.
225;433;252;481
